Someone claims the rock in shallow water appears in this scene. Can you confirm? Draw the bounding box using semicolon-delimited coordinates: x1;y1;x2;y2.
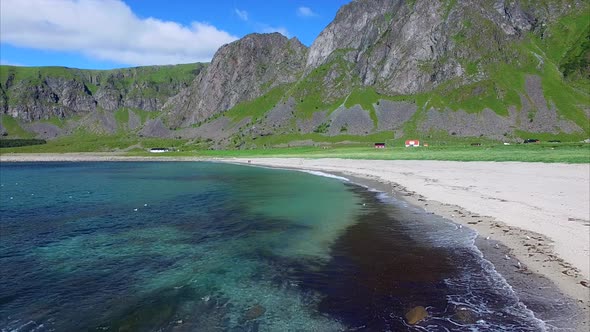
405;306;428;325
453;306;478;324
240;304;266;323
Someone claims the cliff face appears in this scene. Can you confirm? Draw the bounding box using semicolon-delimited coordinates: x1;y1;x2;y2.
0;64;205;121
1;75;96;120
164;33;308;128
305;0;584;95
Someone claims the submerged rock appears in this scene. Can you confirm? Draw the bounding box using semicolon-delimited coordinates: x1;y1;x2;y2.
453;306;478;324
405;306;428;325
240;304;266;323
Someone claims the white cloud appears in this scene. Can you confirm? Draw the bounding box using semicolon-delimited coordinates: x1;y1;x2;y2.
297;6;317;17
235;8;248;21
0;0;239;66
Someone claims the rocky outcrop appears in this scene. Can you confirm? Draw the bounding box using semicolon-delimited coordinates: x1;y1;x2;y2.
262;98;297;130
420;107;515;140
518;75;581;133
375;100;418;131
305;0;582;95
297;111;329;133
418;74;583;139
164;33;307;128
139;118;170;138
0;122;8;136
3;77;96;121
328;105;374;136
25;123;63;139
0;63;204;121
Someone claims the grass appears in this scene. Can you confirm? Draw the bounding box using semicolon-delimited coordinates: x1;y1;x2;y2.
419;79;518;117
114;108;130;128
513;130;588;142
0;63;204;104
444;0;457;19
224;85;289;122
247;131;395;147
39;116;67;128
126;63;204;84
130;109;161;124
123;142;590;164
344;87;381;126
0;131;188;153
540;10;589;66
1;131;587;163
0;66;75;85
0;115;35;138
288;54;351;118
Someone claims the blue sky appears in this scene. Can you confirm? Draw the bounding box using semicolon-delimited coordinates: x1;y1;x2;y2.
0;0;349;69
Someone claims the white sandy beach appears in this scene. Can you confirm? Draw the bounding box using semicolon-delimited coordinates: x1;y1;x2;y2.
2;153;589;311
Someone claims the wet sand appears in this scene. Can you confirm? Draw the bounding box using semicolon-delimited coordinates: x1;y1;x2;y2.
341;173;588;331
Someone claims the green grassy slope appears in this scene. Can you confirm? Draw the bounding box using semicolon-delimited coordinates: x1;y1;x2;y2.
0;63;205;101
0;115;35;139
0;63;203;86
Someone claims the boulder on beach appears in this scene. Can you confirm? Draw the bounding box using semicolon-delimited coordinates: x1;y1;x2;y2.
405;306;428;325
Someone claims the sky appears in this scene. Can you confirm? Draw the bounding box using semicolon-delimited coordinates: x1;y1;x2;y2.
0;0;350;69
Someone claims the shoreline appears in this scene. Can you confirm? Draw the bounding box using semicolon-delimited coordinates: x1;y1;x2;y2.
337;172;588;331
2;153;589;329
223;160;590;329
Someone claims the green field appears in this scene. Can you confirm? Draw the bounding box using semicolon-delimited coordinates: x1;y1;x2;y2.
192;144;590;163
0;134;586;163
0;133;189;154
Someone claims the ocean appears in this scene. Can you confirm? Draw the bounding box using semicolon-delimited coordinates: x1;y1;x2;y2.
0;162;545;331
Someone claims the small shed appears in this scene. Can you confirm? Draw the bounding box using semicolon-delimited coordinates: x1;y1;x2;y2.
374;143;386;149
149;147;170;153
405;140;420;147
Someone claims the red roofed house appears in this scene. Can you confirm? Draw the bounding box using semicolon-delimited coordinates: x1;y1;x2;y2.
405;140;420;147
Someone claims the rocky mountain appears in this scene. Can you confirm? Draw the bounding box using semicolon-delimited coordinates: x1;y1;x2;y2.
305;0;583;95
1;0;588;148
164;33;307;128
0;64;205;121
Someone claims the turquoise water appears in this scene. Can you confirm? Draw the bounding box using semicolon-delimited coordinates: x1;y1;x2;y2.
0;162;544;331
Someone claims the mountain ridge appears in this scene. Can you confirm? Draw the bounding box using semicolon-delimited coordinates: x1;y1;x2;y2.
1;0;588;149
